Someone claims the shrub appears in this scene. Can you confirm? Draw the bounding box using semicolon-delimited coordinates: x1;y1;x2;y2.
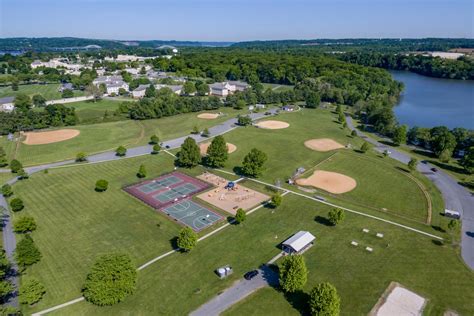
235;208;246;224
408;158;418;172
15;235;41;268
10;159;22;173
149;135;159;145
177;227;198;252
202;128;210;137
10;198;24;212
151;144;161;154
1;184;12;197
115;146;127;157
328;208;345;226
83;253;137;306
309;282;341;316
17;168;29;180
360;142;370;153
19;278;46;305
137;164;146;178
95;179;109;192
351;130;357;137
13;216;37;233
76;152;88;162
270;193;282;208
0;280;14;301
279;254;308;293
237;115;252;126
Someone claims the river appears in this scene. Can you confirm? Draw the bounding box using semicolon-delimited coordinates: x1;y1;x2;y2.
390;71;474;129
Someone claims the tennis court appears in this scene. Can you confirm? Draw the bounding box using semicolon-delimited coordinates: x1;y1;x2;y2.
163;200;223;231
124;172;211;209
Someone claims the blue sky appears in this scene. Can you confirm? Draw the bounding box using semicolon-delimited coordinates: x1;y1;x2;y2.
0;0;472;41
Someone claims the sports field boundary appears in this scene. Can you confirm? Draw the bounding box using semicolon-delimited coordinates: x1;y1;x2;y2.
30;184;277;316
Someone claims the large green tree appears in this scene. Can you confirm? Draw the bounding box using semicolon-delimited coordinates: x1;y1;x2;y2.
309;282;341;316
15;235;41;269
328;208;345;226
19;278;46;305
242;148;267;177
83;253;137;306
460;146;474;174
13;216;37;233
177;227;198;252
176;137;201;167
392;125;407;145
430;126;456;158
206;135;228;168
279;254;308;292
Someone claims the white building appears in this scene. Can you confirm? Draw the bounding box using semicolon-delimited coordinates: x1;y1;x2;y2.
155;84;182;95
209;81;250;97
132;85;150;98
282;231;315;255
0;96;15;112
92;75;129;95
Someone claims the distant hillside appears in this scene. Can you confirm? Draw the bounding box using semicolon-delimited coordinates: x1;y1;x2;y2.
0;37;234;52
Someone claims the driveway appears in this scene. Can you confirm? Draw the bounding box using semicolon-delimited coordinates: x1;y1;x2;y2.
346;115;474;269
190;265;279;316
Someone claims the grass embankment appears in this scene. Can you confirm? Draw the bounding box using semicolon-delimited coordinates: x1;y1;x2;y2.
0;83;83;100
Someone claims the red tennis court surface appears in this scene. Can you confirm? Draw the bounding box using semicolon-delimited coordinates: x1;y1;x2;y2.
124;172;211;210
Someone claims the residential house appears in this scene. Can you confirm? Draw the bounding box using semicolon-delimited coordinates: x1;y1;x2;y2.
92;75;129;95
209;81;250;97
0;96;15;112
132;84;150;98
155;84;183;95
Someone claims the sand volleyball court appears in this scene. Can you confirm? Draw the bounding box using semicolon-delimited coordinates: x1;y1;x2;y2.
199;142;237;155
296;170;356;194
22;129;80;145
197;113;219;119
255;120;289;129
304;138;344;152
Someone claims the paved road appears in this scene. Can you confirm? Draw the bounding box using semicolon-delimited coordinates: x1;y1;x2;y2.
346;115;474;269
190;265;279;316
0;109;280;307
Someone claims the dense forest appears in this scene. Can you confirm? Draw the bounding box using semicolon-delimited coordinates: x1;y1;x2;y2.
339;52;474;80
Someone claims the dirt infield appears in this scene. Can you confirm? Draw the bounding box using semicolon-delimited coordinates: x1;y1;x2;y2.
255;120;290;129
296;170;357;194
197;113;219;119
196;172;270;215
199;142;237;156
304;138;344;152
22;129;80;145
369;282;426;316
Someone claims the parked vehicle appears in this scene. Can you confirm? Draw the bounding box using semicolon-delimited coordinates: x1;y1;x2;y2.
444;209;461;219
431;167;438;172
244;270;259;280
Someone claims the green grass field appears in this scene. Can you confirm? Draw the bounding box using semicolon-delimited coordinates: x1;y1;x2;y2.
261;83;294;92
0;83;84;100
66;99;129;124
37;192;473;316
2;107;245;166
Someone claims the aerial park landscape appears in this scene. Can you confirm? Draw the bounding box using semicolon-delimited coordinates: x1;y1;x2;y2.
0;1;473;315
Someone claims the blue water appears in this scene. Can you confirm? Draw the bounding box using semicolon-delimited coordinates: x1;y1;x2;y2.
391;71;474;129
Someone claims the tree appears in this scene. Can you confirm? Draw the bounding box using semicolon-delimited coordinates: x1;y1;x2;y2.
196;82;209;96
177;227;198;252
116;145;127;157
149;134;159;145
61;89;74;98
83;253;137;306
439;148;452;163
10;159;22;173
0;281;14;301
15;235;41;268
430;126;456;158
360;142;370;153
338;111;346;124
305;91;321;108
351;130;357;137
408;158;418;172
11;80;18;91
95;179;109;192
202;128;210;137
137;164;147;178
13;216;37;233
235;208;246;224
447;219;460;245
279;254;308;293
14;93;32;111
234;99;246;110
176;137;201;167
145;85;156;98
309;282;341;316
10;198;24;212
151;144;161;155
237;115;252;126
19;278;46;305
328;208;345;226
183;81;196;95
1;184;12;197
0;147;7;167
118;88;127;96
85;83;102;101
392;125;407;145
460;146;474;174
206;135;228;168
76;152;87;162
270;193;282;208
32;94;46;107
242;148;267;177
17;168;29;180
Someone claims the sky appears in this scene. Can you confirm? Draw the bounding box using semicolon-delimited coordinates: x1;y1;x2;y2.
0;0;473;41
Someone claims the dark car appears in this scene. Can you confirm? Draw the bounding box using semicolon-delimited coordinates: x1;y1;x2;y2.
431;167;438;172
264;111;272;116
244;270;259;280
165;145;170;149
